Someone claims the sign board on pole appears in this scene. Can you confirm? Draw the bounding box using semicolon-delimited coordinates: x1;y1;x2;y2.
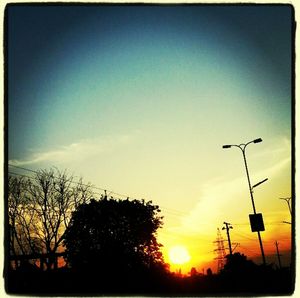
249;213;265;232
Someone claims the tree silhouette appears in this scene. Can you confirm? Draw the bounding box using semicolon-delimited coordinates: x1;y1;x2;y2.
63;197;166;276
221;252;257;275
8;169;94;270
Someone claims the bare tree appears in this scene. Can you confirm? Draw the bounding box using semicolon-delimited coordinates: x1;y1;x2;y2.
8;169;94;270
8;176;39;257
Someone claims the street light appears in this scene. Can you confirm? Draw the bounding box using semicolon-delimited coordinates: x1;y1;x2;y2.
222;138;266;265
252;178;268;191
279;197;292;216
279;197;292;224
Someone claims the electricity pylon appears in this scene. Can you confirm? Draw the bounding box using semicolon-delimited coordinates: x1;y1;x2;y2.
214;228;226;273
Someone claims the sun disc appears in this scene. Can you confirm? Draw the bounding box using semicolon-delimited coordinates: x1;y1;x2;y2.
169;245;191;265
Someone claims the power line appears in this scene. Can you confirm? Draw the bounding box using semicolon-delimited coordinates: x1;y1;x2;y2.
8;164;141;199
8;164;37;174
9;164;107;193
8;164;193;218
238;244;258;255
8;171;35;180
233;221;287;226
8;170;187;219
8;175;187;228
159;207;190;217
158;230;211;242
9;164;291;230
8;170;104;197
9;170;188;222
231;230;255;240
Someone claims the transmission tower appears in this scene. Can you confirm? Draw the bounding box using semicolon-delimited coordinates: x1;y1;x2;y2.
214;228;227;273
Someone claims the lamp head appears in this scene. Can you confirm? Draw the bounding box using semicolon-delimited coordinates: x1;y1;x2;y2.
252;178;268;189
253;138;262;144
222;145;231;149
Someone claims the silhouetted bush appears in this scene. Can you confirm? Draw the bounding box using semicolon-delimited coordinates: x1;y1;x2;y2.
217;253;294;294
63;197;169;288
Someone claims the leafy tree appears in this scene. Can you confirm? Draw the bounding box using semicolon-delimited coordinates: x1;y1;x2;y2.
63;197;166;274
221;252;257;275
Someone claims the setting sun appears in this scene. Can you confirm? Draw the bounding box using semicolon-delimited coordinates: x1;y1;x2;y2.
169;245;191;265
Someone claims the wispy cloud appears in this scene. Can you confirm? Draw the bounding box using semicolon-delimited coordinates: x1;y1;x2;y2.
168;152;291;238
9;131;140;167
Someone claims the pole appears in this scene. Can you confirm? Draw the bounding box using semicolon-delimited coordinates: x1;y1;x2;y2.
241;147;266;266
242;150;257;213
279;197;292;217
287;199;292;216
223;222;233;256
222;139;267;266
275;241;282;269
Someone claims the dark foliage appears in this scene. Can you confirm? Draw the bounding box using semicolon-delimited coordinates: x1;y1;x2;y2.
63;197;167;276
221;252;257;275
6;251;294;295
217;253;294;294
6;264;294;295
6;196;294;295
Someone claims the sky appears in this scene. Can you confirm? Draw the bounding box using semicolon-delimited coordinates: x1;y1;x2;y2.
7;4;293;274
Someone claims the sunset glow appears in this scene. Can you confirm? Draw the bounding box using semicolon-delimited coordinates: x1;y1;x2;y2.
7;4;292;277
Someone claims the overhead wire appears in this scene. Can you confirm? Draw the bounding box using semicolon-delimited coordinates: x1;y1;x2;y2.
8;164;191;218
9;164;108;193
8;164;291;229
8;165;293;268
8;167;201;245
8;164;156;201
8;170;104;197
8;166;199;251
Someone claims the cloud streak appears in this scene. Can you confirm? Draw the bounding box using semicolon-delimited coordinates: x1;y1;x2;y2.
9;132;139;167
168;150;291;238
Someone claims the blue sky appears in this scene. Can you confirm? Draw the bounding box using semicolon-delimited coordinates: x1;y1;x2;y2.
7;4;293;272
8;5;291;158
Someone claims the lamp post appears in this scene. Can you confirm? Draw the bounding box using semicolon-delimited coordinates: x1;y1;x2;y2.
279;197;292;216
222;138;266;266
279;197;292;224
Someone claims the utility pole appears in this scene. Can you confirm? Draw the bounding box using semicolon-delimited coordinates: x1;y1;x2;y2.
275;241;282;269
222;222;233;256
